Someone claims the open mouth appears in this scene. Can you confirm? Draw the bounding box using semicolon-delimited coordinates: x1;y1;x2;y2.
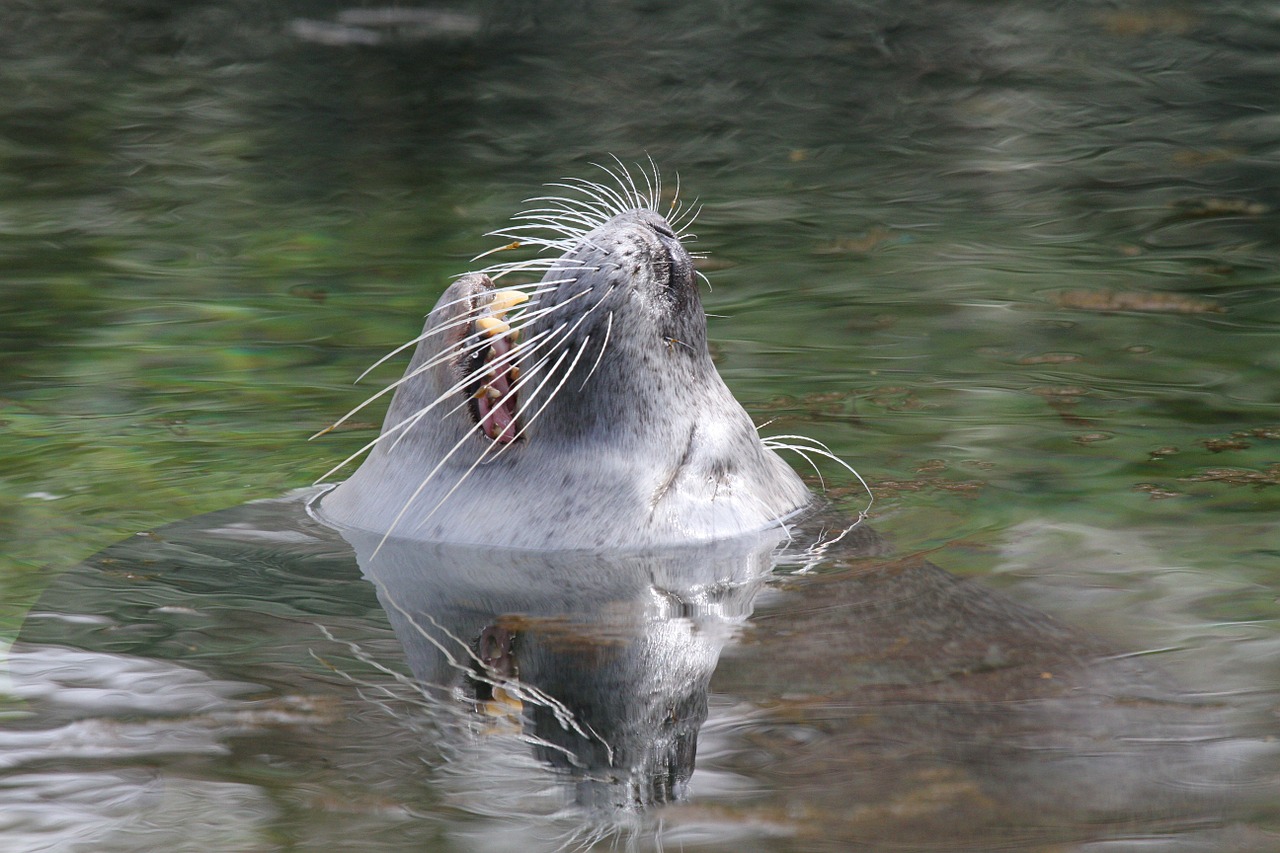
465;289;527;444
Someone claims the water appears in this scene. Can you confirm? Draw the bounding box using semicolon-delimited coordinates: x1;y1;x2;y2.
3;0;1280;850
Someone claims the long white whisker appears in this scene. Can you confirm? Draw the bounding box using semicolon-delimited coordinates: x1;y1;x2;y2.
538;186;617;220
348;289;497;385
399;299;595;448
511;205;605;225
608;154;644;210
495;333;593;454
378;303;589;456
480;287;615;466
314;408;417;484
672;201;702;238
767;443;829;490
496;220;600;241
379;289;601;481
330;297;590;472
640;154;659;212
578;310;613;391
348;325;559;465
572;174;634;215
545;179;615;215
325;302;552;437
382;334;548;456
393;347;573;545
762;433;875;517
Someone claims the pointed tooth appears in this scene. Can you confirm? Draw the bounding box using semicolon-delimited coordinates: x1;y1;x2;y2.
508;366;521;381
489;289;529;317
475;316;510;337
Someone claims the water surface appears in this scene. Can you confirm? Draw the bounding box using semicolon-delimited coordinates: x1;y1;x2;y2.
3;1;1280;850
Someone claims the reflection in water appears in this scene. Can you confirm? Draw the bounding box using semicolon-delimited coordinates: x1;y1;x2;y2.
339;517;783;813
7;492;1279;851
6;491;788;849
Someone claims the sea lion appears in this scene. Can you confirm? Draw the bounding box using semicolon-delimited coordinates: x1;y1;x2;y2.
314;165;841;549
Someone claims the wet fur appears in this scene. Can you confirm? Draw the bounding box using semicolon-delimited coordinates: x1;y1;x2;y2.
315;163;845;549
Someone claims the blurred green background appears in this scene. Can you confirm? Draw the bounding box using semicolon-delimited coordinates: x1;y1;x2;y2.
2;0;1278;671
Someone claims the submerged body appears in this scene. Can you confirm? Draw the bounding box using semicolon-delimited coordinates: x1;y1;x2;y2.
316;187;813;549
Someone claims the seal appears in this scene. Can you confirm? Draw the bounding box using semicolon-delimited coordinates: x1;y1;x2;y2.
313;164;839;550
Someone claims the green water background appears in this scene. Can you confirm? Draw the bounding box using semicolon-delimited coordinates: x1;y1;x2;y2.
2;0;1279;686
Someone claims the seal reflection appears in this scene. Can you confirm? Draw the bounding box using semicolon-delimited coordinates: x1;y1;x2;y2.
340;523;785;811
14;494;1275;850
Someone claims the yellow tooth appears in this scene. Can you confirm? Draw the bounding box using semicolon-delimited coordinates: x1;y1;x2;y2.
493;686;521;707
508;366;521;381
486;386;502;399
476;316;509;337
489;290;529;317
473;385;491;399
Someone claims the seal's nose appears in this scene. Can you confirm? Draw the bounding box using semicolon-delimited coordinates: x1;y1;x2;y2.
638;214;693;291
657;231;694;290
650;218;676;239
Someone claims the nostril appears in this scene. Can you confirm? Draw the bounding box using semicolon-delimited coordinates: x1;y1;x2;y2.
670;251;692;289
651;221;676;239
656;237;693;290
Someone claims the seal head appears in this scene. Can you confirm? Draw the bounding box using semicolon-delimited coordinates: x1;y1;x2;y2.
316;181;811;549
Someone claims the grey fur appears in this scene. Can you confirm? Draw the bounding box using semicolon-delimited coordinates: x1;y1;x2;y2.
317;208;811;549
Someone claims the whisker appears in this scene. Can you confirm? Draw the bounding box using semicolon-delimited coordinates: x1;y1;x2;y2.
480;287;615;466
348;289;500;385
638;156;660;211
510;210;601;235
544;180;616;217
672;200;703;238
314;411;415;484
413;295;598;439
571;173;634;215
761;433;875;518
491;332;593;458
607;154;645;210
378;306;586;456
578;310;613;391
640;156;658;212
338;326;556;469
323;300;555;438
379;290;603;487
388;347;572;549
323;298;590;476
517;197;614;219
536;186;616;220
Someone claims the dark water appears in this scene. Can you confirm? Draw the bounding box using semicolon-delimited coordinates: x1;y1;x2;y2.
3;1;1280;850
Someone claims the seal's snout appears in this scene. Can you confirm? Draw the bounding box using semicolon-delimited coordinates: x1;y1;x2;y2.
632;211;693;292
633;213;694;293
656;229;694;292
